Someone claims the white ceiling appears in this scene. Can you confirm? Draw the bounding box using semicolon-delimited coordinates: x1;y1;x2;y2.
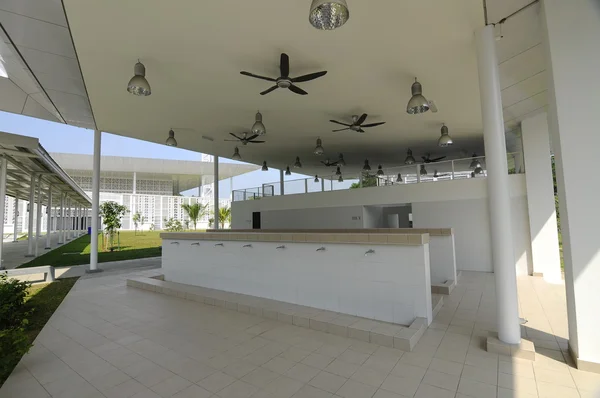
0;0;548;177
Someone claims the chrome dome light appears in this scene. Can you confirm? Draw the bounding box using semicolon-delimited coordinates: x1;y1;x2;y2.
314;175;320;183
261;161;268;171
396;173;403;183
474;165;484;175
335;166;342;176
469;154;481;169
406;78;429;114
165;129;177;147
294;156;302;168
420;164;428;175
338;174;344;182
309;0;349;30
404;149;416;165
363;159;371;171
252;111;266;136
232;147;241;160
314;138;325;155
285;166;292;176
377;165;384;176
438;124;454;147
127;61;151;96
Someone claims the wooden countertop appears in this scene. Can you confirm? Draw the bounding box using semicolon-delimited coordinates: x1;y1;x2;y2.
206;228;453;236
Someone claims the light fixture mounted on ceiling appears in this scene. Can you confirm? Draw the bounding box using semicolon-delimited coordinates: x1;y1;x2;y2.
338;153;346;166
377;165;384;176
420;164;428;176
438;123;454;147
232;147;242;160
335;166;342;176
396;173;403;183
294;156;302;168
314;175;320;183
314;138;325;155
404;149;416;165
252;111;266;136
165;129;177;147
469;153;481;169
261;161;268;171
285;166;292;176
338;174;344;182
363;159;371;171
406;78;429;114
309;0;350;30
127;61;151;96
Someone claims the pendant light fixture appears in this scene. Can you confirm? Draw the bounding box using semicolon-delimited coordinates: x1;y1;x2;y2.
469;153;481;169
285;166;292;176
396;173;403;183
165;129;177;147
314;138;325;155
309;0;349;30
338;174;344;183
127;61;151;96
377;165;384;176
314;175;320;183
294;156;302;168
474;165;484;175
420;164;428;176
404;149;416;165
335;166;342;176
261;161;268;171
232;147;242;160
251;111;266;136
363;159;371;171
338;153;346;166
406;78;429;114
438;123;454;147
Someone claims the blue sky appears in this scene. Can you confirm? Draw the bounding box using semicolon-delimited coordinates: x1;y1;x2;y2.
0;111;312;198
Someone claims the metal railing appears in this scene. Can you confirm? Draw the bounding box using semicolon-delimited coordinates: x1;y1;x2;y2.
232;152;523;202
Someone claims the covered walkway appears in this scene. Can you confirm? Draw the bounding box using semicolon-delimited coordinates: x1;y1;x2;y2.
1;232;64;270
2;270;597;398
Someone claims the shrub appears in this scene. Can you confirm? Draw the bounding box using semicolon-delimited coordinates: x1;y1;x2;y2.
0;274;32;377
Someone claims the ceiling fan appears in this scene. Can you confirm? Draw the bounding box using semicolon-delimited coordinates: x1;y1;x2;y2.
329;114;386;133
320;159;339;167
224;132;265;145
240;53;327;96
422;154;447;163
433;170;451;178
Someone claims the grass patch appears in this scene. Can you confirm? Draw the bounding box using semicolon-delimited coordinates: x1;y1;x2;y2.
0;277;78;387
18;231;163;268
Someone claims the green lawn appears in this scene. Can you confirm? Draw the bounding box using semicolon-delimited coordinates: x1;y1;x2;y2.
1;277;78;386
18;231;162;268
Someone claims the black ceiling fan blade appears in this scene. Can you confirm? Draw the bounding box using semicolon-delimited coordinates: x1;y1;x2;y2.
431;156;447;162
356;113;368;125
320;161;327;165
288;84;308;95
291;71;327;83
260;85;279;95
332;128;351;132
358;128;365;133
247;134;259;140
240;71;276;82
280;53;289;77
248;140;266;143
224;139;240;142
329;120;352;126
229;132;243;140
421;156;428;161
361;122;386;128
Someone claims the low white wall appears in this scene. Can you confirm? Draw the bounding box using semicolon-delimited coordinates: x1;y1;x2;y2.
162;239;432;325
232;176;531;274
428;235;457;284
259;206;363;229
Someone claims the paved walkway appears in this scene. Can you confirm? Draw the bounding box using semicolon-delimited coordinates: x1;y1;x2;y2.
1;232;85;270
2;270;599;398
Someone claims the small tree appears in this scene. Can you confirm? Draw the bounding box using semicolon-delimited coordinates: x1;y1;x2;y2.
181;202;208;230
217;206;232;229
163;218;183;232
100;201;128;251
132;212;141;235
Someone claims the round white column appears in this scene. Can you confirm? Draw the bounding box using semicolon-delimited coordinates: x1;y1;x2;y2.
45;186;52;249
89;130;102;272
476;25;521;344
213;157;219;230
26;173;36;257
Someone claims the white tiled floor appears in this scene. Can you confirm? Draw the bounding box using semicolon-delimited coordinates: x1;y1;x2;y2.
2;269;600;398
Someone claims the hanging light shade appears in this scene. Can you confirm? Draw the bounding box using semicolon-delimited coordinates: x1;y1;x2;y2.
335;166;342;176
338;153;346;166
285;166;292;176
231;147;241;160
338;174;344;183
294;156;302;168
474;165;484;175
469;153;481;169
404;149;416;165
438;124;453;147
377;165;384;176
363;159;371;171
396;173;403;183
314;138;325;155
314;175;320;183
433;170;440;178
261;161;268;171
251;111;266;136
127;61;151;96
406;78;429;114
165;129;177;147
420;164;428;175
309;0;349;30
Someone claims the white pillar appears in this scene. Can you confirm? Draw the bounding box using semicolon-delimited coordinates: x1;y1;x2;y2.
0;158;6;269
26;173;36;257
89;129;102;272
476;25;520;345
12;197;18;242
279;169;284;196
45;186;52;249
66;197;71;241
58;193;64;244
35;176;42;257
521;112;561;282
542;0;600;371
213;157;219;230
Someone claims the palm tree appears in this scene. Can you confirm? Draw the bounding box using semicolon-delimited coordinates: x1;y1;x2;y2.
217;206;232;229
181;202;208;230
